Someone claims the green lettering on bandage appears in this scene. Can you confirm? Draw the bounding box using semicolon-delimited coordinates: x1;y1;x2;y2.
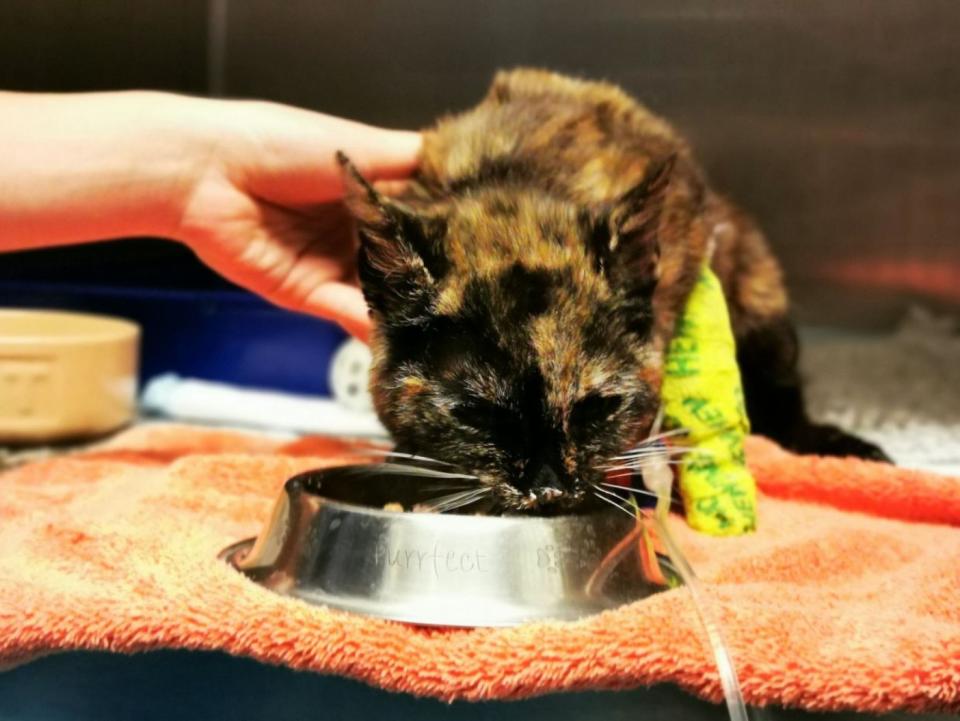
661;265;758;536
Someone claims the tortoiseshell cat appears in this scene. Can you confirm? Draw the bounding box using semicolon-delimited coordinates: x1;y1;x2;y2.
339;68;888;513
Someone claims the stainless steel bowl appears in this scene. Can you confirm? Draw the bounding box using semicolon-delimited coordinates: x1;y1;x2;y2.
220;462;678;627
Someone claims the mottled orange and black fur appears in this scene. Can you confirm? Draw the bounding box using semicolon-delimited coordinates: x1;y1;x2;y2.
339;69;888;512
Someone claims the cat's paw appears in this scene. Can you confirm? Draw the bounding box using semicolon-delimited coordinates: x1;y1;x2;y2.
786;423;893;464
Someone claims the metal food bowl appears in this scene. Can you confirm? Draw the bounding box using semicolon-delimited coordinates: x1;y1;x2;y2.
220;461;679;627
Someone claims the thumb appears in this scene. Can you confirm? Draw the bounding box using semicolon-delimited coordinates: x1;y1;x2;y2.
300;281;372;344
343;128;422;184
239;104;422;207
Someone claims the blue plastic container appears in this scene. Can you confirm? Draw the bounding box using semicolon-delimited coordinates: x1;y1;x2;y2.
0;282;346;397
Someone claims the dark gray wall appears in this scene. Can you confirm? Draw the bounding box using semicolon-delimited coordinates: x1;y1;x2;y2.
222;0;960;328
0;1;217;289
2;1;958;328
1;1;207;92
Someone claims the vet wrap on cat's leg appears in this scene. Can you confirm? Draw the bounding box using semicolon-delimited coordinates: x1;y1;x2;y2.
661;265;758;535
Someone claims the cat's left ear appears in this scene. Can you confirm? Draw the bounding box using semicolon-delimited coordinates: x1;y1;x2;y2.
337;151;446;325
595;154;675;297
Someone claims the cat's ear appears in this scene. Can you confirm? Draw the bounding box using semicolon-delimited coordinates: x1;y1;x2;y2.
337;151;446;325
593;155;675;298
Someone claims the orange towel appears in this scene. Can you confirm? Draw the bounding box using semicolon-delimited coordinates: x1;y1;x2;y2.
1;424;959;714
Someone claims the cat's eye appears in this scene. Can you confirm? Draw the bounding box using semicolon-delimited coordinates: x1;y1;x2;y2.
570;393;623;427
451;398;520;433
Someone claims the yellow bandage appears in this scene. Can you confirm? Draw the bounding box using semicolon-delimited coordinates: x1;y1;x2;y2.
661;266;757;535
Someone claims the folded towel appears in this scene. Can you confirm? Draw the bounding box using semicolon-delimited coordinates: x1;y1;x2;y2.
1;424;958;713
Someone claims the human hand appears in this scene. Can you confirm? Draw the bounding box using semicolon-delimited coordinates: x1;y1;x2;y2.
0;92;417;340
172;100;421;341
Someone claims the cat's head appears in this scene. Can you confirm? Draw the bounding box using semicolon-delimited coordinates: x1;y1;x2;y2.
338;151;672;512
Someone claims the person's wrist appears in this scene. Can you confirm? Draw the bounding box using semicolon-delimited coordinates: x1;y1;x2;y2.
157;95;287;254
136;91;228;244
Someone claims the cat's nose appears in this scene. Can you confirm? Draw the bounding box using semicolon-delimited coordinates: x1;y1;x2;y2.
533;463;560;489
518;460;572;498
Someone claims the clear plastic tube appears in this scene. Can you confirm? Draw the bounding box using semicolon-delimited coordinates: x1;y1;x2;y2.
642;448;751;721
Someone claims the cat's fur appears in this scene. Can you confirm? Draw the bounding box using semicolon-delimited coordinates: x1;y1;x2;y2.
339;68;888;513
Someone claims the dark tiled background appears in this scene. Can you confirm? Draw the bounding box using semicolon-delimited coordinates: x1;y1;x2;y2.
2;0;959;329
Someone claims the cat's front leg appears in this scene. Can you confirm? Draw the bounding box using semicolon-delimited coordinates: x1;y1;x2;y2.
735;316;891;463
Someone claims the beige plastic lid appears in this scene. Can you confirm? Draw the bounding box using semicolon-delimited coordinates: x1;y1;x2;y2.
0;309;140;443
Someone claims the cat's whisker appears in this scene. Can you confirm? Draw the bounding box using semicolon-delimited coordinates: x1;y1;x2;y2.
603;460;678;471
610;450;693;463
615;431;690;455
592;481;680;513
414;482;485;494
443;486;491;504
592;484;647;512
380;450;456;465
634;427;691;444
420;486;492;513
423;495;480;514
612;445;698;459
602;472;639;481
610;455;688;464
347;449;457;467
607;454;666;464
616;447;695;457
592;490;638;518
601;459;686;473
393;466;483;483
600;465;684;477
427;487;484;504
596;482;662;500
590;483;631;504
